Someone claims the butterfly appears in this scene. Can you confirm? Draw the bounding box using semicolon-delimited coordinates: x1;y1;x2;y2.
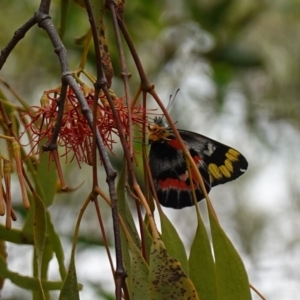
148;116;248;209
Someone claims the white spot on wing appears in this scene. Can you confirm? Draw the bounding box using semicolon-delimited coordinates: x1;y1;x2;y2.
203;143;216;156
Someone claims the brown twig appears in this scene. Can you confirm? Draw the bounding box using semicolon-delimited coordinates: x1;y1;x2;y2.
106;0;133;159
115;14;154;92
42;81;68;151
33;1;114;174
83;0;127;298
0;17;37;70
108;2;160;242
107;0;149;264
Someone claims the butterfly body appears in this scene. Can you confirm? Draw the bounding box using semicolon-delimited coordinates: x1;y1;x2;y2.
148;117;248;209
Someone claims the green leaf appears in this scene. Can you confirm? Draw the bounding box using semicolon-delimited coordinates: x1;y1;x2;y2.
141;217;153;263
33;193;47;277
149;239;199;300
0;224;33;244
0;240;7;290
117;160;140;247
36;152;57;207
47;212;67;279
22;194;34;237
33;192;47;299
208;206;251;300
59;0;70;39
120;224;133;298
0;256;64;290
58;253;80;300
117;159;149;300
128;236;150;300
189;214;218;300
40;241;53;300
159;210;188;275
59;197;88;300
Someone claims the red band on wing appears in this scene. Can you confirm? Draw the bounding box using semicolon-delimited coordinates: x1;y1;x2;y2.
193;155;202;165
158;177;198;190
167;139;182;149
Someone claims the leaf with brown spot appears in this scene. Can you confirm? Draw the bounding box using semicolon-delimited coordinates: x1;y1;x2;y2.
160;210;188;275
149;239;199;300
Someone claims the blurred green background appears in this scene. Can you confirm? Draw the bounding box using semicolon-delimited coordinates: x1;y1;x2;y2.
1;0;300;299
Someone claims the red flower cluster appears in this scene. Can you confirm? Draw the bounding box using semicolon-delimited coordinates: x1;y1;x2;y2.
21;86;146;164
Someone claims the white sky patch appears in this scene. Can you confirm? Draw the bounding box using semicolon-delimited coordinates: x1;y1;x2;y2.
245;159;288;211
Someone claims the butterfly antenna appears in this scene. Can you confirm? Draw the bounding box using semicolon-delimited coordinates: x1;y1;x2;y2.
166;88;180;111
151;89;181;127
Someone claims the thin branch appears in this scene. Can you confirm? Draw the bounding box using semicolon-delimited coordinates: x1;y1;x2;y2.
105;2;160;242
116;14;153;91
38;0;51;14
83;1;126;299
106;1;133;159
34;10;70;74
33;4;111;164
0;16;37;70
42;82;68;151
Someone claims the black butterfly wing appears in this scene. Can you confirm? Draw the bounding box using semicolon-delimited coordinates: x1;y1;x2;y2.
149;129;248;209
178;130;248;187
149;134;211;209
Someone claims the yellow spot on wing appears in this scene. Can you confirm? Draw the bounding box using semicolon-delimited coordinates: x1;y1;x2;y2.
224;159;233;172
219;165;231;178
209;161;233;181
225;149;240;162
208;164;223;180
209;149;241;182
